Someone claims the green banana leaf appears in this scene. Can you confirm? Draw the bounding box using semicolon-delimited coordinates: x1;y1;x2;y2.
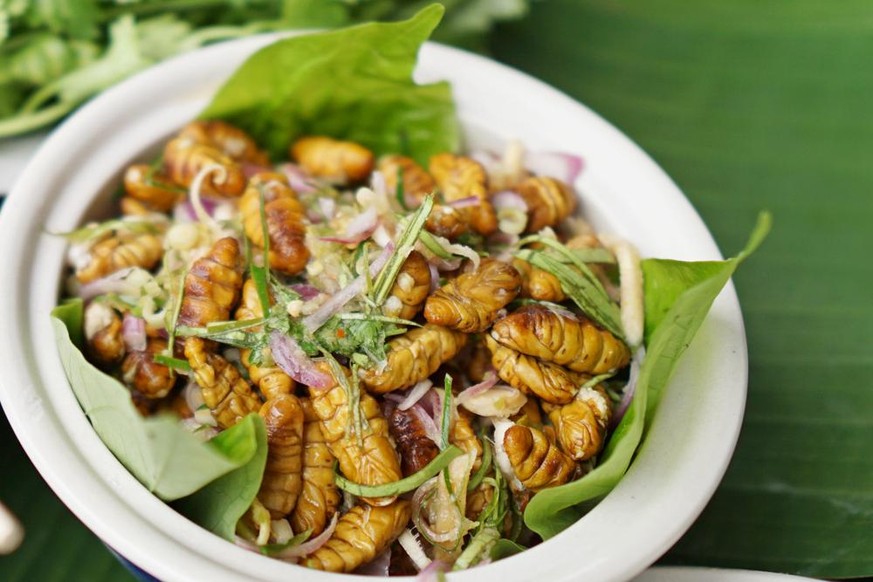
491;1;873;578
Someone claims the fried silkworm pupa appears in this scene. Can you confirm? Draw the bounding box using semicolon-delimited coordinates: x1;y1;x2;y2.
178;120;270;166
121;338;175;399
491;304;630;375
177;237;244;330
234;282;294;401
302;501;411;573
258;394;305;519
185;337;262;429
424;259;521;334
485;335;588;405
122;164;181;213
511;257;566;303
428;153;497;235
378;155;435;206
546;386;612;461
291;399;341;537
509;397;544;429
84;302;125;369
290;136;374;184
238;172;309;276
358;324;468;393
387;406;440;477
514;176;576;233
75;231;163;283
163;137;246;197
383;250;431;320
310;363;402;506
503;424;575;491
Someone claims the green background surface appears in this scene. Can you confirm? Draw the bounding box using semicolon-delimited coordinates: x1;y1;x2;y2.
2;1;871;580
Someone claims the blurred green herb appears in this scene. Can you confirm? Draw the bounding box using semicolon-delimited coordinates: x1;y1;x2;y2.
0;0;529;139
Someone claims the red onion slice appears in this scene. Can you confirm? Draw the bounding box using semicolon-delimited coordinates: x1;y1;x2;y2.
455;371;498;404
397;380;434;411
611;349;643;428
269;331;332;389
289;283;321;301
355;547;392;576
415;560;450;582
525;151;585;184
274;512;339;560
121;313;147;352
77;267;137;300
319;206;379;244
447;195;481;208
491;190;528;212
278;163;318;193
301;242;393;333
409;403;441;445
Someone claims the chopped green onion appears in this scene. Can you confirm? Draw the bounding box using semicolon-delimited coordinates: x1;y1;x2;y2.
467;439;493;492
259;528;312;556
152;354;191;372
372;194;434;305
334;445;464;497
440;376;453;451
453;526;500;570
54;218;162;244
418;229;454;260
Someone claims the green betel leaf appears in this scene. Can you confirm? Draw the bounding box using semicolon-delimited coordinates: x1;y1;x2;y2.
174;414;268;541
199;4;458;163
50;301;261;501
522;212;771;539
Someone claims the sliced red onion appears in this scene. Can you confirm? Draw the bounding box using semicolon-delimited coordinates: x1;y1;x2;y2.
317;197;336;221
415;560;450;582
274;512;339;560
319;206;379;244
409;403;441;445
611;349;643;429
172;197;219;224
447;195;481;209
233;536;260;553
355;547;392;576
397;380;434;411
427;262;440;293
455;372;498;404
289;283;321;301
423;251;462;272
491;190;528;212
121;313;147;352
525;151;585;184
77;267;137;300
269;331;332;389
278;163;318;193
301;242;393;333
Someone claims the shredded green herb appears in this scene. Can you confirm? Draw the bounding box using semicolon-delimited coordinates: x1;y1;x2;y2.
372;194;434;305
334;445;464;497
258;529;312;556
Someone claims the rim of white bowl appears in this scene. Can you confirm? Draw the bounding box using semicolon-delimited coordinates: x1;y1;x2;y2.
0;34;747;582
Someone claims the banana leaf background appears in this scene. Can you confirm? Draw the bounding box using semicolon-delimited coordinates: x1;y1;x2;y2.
1;0;871;579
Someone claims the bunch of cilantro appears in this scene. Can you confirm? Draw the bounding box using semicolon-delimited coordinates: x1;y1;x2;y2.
0;0;528;139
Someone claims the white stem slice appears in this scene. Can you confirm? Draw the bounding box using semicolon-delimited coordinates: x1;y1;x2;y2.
599;234;644;348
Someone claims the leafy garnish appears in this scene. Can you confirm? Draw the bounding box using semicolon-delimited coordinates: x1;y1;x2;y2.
467;437;492;492
372;194;435;305
152;354;191;372
51;300;263;501
521;212;771;539
259;529;313;556
173;414;268;541
199;5;458;163
334;444;464;497
53;217;162;244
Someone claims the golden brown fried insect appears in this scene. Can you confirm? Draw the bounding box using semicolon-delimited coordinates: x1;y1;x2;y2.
490;305;630;375
451;409;483;471
503;424;575;491
123;164;181;212
423;259;521;333
511;258;567;302
238;172;309;276
547;386;612;461
509;397;544;428
177;237;244;330
258;394;305;518
234;279;295;400
466;335;492;384
185;337;261;429
291;399;341;536
179;120;270;166
425;204;468;239
514;176;576;233
310;363;402;505
429;153;497;235
359;324;468;394
291;136;374;184
387;407;440;477
378;155;435;205
383;251;431;320
121;338;175;399
84;303;125;368
485;335;588;404
163;137;246;197
302;501;411;573
75;232;163;283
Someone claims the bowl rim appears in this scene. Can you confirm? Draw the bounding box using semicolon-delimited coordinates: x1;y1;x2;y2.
0;33;747;582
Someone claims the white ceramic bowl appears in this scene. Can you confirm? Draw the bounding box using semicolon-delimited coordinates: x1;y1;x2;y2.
0;35;747;582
